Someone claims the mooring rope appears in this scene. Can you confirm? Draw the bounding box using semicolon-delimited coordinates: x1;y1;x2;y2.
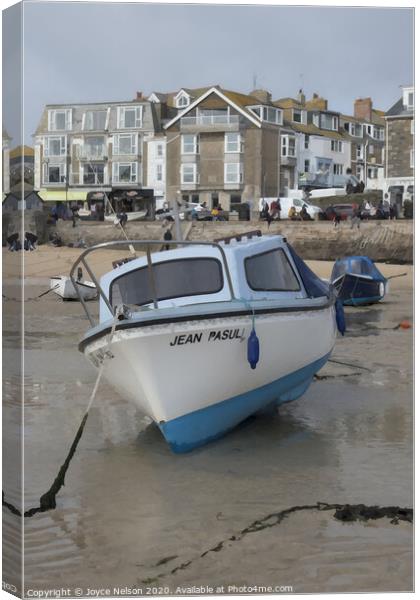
3;314;119;518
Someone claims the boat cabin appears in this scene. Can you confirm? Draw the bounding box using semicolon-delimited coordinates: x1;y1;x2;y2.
98;234;330;323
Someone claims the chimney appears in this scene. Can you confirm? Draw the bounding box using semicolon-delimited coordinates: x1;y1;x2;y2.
250;89;272;104
136;91;143;100
297;89;306;105
305;93;328;111
354;97;372;121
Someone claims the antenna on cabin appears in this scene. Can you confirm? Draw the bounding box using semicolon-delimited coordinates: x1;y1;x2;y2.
299;73;304;91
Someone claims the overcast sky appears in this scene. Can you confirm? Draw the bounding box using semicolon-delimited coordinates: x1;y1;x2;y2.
2;1;414;145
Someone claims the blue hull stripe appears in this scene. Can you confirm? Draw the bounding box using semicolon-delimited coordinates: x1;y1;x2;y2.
159;352;331;453
343;295;383;306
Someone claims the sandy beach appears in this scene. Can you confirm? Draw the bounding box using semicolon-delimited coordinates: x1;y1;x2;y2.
2;246;413;594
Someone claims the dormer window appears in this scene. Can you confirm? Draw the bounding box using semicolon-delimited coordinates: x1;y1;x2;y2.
175;91;191;109
344;122;362;137
319;113;338;131
117;106;142;129
249;105;282;125
292;109;306;124
48;109;72;131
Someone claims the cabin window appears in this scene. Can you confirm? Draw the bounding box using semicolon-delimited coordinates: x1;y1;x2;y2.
110;258;223;307
245;249;300;292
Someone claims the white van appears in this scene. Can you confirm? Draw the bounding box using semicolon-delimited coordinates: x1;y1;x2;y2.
259;197;323;220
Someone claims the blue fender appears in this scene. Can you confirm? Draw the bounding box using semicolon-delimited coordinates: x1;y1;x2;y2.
335;299;346;336
247;328;260;369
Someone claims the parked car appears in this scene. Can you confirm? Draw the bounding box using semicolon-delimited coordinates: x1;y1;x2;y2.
360;201;390;220
324;204;354;221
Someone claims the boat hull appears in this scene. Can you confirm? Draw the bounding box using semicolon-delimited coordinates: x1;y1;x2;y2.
333;274;385;306
83;306;336;451
50;276;97;301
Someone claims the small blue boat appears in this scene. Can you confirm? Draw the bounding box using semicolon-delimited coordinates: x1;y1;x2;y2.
331;256;388;306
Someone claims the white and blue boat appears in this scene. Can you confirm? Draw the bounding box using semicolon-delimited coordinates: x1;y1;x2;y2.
71;232;341;453
331;256;388;306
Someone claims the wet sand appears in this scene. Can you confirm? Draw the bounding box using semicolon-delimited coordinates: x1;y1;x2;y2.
2;247;413;594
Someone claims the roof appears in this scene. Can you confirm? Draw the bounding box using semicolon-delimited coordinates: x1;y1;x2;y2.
284;120;350;141
164;86;265;129
9;145;35;159
274;97;305;109
386;97;413;118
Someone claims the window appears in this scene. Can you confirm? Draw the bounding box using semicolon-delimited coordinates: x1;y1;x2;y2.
304;134;310;149
369;144;374;154
331;140;343;152
372;127;384;140
176;93;190;109
225;133;244;153
112;162;138;183
293;109;304;123
356;144;364;159
281;135;296;157
224;163;243;184
245;249;300;292
344;122;362;137
110;258;223;308
156;164;163;181
84;110;107;130
157;144;163;157
182;134;199;154
365;124;372;136
408;92;414;108
117;106;142;129
320;114;338;131
83;164;104;185
44;136;66;157
333;164;343;175
249;106;282;124
43;163;66;184
230;194;242;205
410;149;414;169
48;109;72;131
181;164;197;184
367;167;378;179
304;159;310;173
356;165;363;179
113;133;138;155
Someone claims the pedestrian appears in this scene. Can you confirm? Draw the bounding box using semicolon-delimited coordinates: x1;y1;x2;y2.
300;206;312;221
211;205;219;221
350;204;361;230
288;206;298;220
162;227;173;251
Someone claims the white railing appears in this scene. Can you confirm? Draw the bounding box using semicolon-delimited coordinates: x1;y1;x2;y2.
181;115;239;126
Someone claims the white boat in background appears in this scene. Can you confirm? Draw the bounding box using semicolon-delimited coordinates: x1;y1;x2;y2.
50;274;97;301
104;210;148;223
71;232;343;453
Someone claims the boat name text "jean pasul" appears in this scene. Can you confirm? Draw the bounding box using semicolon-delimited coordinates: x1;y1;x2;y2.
170;328;245;347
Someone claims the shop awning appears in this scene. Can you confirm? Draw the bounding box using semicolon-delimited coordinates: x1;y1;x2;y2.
38;189;89;202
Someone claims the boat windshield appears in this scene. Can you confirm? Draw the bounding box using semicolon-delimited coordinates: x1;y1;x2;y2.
110;257;224;307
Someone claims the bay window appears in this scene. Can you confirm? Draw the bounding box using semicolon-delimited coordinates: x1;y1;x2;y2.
44;136;66;157
112;162;138;183
320;114;338;131
113;133;138;155
43;163;66;184
83;163;105;185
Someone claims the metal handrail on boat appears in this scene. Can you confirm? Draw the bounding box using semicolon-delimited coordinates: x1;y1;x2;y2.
69;239;237;327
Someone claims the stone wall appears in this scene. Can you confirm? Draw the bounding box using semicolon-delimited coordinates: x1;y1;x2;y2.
51;218;413;263
387;118;414;178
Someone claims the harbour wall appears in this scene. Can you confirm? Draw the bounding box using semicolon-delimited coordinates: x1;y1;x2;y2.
51;219;414;264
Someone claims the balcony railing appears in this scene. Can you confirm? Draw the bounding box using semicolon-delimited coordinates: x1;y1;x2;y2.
181;115;240;126
77;146;107;160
